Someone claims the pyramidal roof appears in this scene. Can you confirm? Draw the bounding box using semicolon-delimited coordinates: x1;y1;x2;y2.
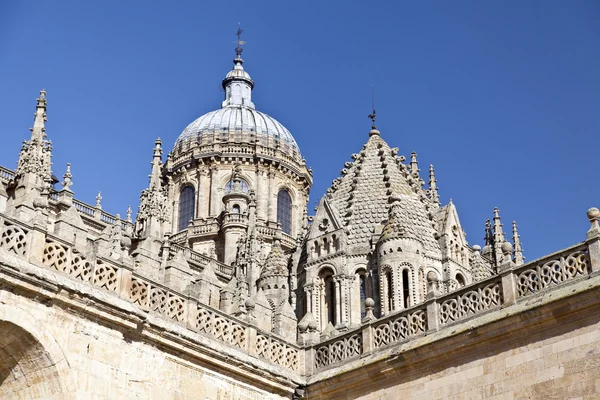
325;129;441;256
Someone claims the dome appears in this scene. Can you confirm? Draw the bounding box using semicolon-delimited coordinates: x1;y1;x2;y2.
172;53;302;160
175;106;301;157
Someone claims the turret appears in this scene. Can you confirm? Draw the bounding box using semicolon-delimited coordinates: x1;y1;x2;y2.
222;165;250;265
8;90;54;220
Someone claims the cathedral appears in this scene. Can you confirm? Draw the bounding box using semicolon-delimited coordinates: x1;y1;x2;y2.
1;39;600;399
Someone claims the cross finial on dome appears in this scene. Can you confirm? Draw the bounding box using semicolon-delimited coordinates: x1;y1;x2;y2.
368;87;380;136
235;24;245;59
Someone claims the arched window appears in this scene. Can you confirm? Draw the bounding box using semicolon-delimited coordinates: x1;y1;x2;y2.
456;273;466;287
385;270;393;313
359;272;367;319
178;186;195;232
402;269;410;308
324;275;335;326
277;189;292;235
232;204;241;214
225;179;249;193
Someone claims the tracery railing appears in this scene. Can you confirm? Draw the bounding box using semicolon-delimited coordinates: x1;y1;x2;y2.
314;331;362;369
515;243;589;298
438;280;502;326
372;308;426;349
0;216;298;373
309;238;598;371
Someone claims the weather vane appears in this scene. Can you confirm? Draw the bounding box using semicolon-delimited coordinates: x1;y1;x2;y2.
368;86;377;127
235;24;246;58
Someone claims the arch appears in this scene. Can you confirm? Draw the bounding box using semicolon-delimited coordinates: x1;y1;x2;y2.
178;185;195;232
355;267;368;320
402;268;410;309
0;304;69;398
456;272;466;287
318;267;336;330
225;178;250;194
232;204;241;214
380;265;394;315
277;189;293;235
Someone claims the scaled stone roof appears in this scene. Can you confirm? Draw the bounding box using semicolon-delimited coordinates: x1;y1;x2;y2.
327;133;441;255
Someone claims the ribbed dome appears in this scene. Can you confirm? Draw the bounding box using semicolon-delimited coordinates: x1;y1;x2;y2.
173;53;302;160
175;106;301;157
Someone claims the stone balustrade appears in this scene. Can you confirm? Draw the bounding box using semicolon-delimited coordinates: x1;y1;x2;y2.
0;166;14;184
169;242;234;278
308;239;597;371
0;215;299;374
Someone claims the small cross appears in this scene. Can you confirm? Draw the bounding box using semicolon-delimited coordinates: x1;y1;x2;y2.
368;110;377;126
234;25;246;57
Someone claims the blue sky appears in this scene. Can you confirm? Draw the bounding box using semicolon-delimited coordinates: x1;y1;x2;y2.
1;1;598;260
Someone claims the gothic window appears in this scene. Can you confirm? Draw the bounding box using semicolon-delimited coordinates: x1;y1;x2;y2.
178;186;195;232
277;189;292;235
225;179;249;193
402;269;410;308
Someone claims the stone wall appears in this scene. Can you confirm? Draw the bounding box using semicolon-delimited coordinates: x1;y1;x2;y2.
0;279;291;400
305;274;600;399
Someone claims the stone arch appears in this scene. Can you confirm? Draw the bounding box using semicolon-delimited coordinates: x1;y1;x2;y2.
0;304;69;399
316;266;337;330
219;170;255;190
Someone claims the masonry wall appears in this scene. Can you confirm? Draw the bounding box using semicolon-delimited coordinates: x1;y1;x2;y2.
306;284;600;399
0;288;287;400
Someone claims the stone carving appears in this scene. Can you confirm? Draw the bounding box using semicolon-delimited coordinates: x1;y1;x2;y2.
315;333;362;369
256;333;299;371
195;306;246;349
517;249;589;297
439;282;501;325
373;309;426;349
0;224;28;256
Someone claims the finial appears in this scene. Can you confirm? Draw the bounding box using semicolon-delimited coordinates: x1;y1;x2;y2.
126;205;132;223
368;87;380;136
428;164;440;207
234;24;246;59
512;221;524;265
587;207;600;236
410;152;419;174
61;163;73;190
484;219;492;246
30;89;48;141
95;191;102;209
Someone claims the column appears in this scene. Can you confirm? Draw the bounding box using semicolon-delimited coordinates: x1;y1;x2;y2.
267;168;276;223
209;165;219;216
197;165;209;218
334;276;342;327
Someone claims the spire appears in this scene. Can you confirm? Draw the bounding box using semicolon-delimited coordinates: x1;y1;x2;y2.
484;219;493;246
150;138;163;188
222;26;255;109
428;164;440;207
410;152;419;175
14;90;53;189
61;163;73;191
512;221;524;265
135;139;171;239
30;89;48;142
492;207;506;266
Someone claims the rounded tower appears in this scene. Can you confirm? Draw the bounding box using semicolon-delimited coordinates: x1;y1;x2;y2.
165;38;312;262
